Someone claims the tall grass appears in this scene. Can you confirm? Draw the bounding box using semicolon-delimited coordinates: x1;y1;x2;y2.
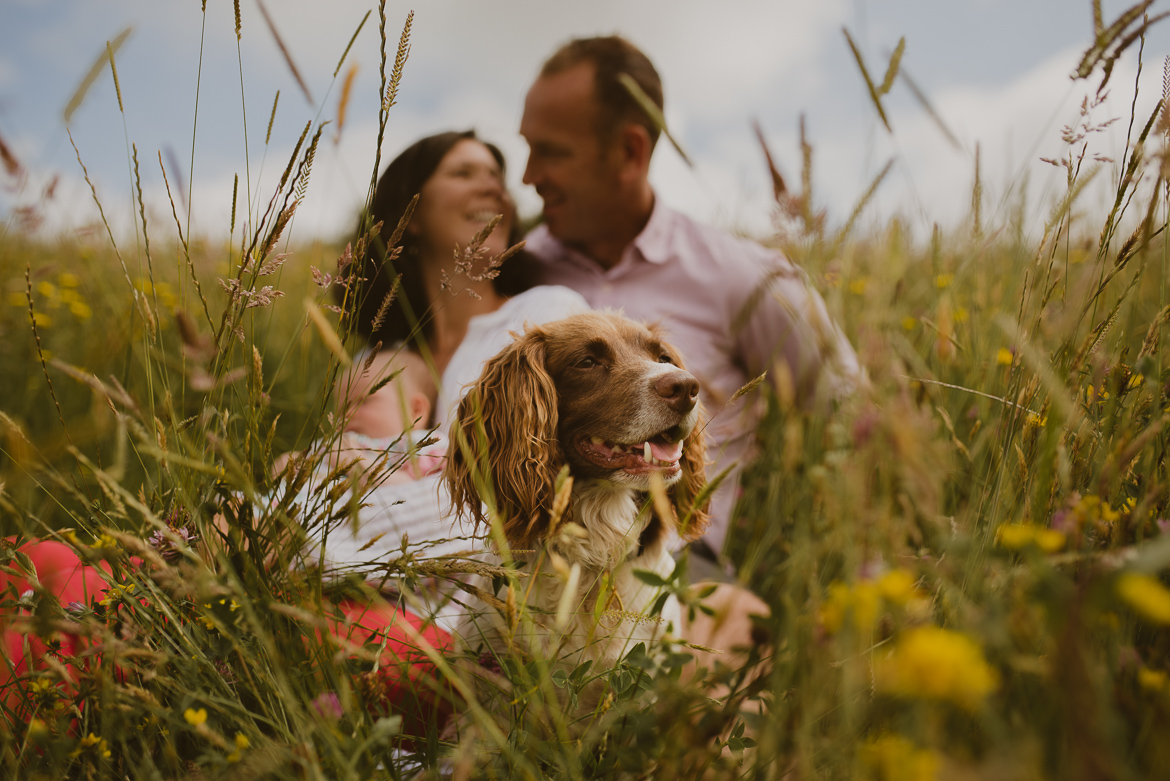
4;1;1170;779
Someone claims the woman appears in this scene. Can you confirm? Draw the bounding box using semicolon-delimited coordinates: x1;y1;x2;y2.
312;131;586;570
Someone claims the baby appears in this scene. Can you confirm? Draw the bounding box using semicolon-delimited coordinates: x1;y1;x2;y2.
336;349;446;482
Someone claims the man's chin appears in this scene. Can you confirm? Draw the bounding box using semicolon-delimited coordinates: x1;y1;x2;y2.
540;210;574;240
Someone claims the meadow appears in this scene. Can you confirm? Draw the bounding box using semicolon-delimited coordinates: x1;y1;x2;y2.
4;3;1170;779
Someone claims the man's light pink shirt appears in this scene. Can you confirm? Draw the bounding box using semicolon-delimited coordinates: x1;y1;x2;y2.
526;198;859;549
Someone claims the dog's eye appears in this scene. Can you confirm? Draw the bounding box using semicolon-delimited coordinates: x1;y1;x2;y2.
576;356;599;369
658;353;674;365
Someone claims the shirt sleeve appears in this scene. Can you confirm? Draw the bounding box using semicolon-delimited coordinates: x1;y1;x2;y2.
734;254;862;405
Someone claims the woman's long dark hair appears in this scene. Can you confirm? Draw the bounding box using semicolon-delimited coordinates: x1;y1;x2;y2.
343;130;537;349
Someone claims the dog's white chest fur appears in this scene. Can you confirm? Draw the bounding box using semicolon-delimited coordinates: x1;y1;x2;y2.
457;483;680;694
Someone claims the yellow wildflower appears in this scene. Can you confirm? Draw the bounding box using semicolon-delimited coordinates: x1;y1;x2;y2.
878;569;920;606
876;626;997;709
953;306;969;323
184;707;208;726
857;734;939;781
227;732;250;763
98;582;135;607
1138;667;1170;693
58;272;80;287
69;301;93;320
1033;528;1066;553
1128;373;1144;390
819;581;851;634
28;678;63;708
819;580;883;634
849;278;869;295
31;311;51;328
995;348;1014;366
996;524;1036;550
852;581;881;632
995;523;1064;553
154;281;179;310
71;733;111;760
36;281;57;299
138;713;170;737
92;533;119;551
1025;412;1047;428
27;718;48;741
1117;573;1170;625
1086;385;1110;405
934;273;953;289
901;316;917;331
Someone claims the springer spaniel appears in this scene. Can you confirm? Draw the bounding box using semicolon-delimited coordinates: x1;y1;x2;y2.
444;311;709;713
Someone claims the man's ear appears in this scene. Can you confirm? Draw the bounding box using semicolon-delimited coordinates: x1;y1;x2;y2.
616;123;653;177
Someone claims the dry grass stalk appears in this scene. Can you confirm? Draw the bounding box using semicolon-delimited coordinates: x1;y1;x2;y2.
63;27;131;122
256;0;313;104
383;10;413;113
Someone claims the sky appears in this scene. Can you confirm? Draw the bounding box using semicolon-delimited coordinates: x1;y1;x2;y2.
2;0;1170;246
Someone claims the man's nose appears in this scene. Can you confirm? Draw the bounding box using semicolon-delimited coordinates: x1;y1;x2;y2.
521;155;538;187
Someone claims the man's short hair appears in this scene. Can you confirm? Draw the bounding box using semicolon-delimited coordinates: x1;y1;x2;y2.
540;36;663;150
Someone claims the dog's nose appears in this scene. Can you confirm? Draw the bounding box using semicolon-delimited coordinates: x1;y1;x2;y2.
654;371;699;413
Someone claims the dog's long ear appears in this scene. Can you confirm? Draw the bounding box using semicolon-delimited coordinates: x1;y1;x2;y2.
672;400;710;542
444;330;562;550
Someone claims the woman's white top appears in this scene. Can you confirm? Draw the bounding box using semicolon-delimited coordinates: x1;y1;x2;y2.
433;285;587;437
304;285;588;572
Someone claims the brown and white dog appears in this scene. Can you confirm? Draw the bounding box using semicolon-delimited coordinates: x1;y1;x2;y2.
444;311;709;710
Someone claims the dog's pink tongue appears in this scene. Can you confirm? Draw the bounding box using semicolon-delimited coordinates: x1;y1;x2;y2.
648;440;684;463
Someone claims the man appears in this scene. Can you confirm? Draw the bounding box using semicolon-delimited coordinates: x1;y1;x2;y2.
520;36;860;562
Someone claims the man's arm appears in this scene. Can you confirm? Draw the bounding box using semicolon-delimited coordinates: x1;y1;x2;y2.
735;258;861;406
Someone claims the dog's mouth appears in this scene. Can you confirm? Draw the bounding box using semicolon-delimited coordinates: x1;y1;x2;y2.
577;427;686;475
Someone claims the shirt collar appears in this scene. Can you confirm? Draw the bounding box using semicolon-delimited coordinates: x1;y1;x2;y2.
629;194;674;265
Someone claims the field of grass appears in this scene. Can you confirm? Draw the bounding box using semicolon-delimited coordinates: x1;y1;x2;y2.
5;3;1170;780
